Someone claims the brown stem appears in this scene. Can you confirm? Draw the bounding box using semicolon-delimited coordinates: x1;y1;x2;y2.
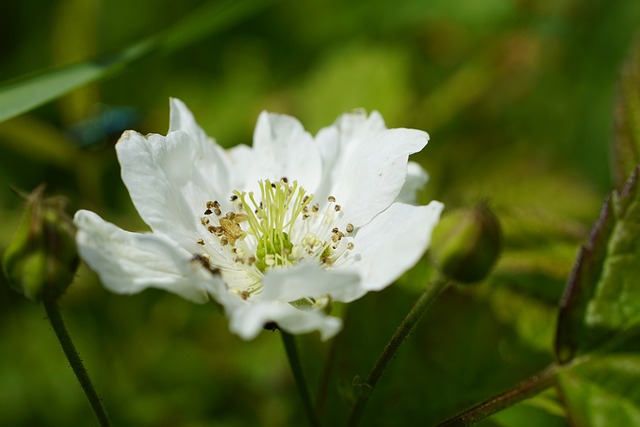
436;364;558;426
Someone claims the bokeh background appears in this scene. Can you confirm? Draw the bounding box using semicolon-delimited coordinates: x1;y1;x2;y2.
1;0;639;425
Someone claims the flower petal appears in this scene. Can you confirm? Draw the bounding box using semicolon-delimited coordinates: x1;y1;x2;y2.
74;210;222;303
169;98;252;197
396;161;429;204
317;111;430;227
168;98;212;145
229;300;342;340
261;262;360;302
345;201;443;297
243;112;322;193
116;129;231;251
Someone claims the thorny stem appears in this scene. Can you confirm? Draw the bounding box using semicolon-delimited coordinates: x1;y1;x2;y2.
347;275;450;427
436;364;558;426
281;331;320;427
43;299;112;427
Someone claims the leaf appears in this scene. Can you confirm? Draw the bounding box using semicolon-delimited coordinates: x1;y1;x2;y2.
0;0;273;124
555;168;640;362
554;168;640;426
0;116;79;168
558;354;640;427
612;38;640;189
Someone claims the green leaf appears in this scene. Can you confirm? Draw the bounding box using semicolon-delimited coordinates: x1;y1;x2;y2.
0;0;273;124
612;38;640;189
558;354;640;427
554;168;640;426
555;168;640;362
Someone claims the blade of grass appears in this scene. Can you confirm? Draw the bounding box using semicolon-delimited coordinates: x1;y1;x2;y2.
0;0;274;123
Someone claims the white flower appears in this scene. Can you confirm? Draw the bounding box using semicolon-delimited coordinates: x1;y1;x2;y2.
74;99;443;340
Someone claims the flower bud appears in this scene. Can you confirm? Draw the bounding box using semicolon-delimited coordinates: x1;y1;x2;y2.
2;186;79;302
430;202;501;284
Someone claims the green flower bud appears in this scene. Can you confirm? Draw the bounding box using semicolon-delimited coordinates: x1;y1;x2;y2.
2;186;79;302
430;202;502;284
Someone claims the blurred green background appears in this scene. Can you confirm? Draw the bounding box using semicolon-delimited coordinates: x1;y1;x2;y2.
1;0;639;425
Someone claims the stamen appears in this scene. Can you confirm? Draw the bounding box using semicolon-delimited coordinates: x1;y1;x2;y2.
198;179;353;291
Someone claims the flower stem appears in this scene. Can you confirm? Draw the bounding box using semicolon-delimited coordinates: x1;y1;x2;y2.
347;275;450;427
315;307;350;414
436;364;558;426
281;331;320;427
43;299;112;427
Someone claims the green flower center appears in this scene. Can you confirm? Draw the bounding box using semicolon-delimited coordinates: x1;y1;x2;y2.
234;179;312;271
195;178;356;300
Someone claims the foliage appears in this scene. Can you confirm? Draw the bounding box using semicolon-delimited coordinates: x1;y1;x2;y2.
1;0;640;426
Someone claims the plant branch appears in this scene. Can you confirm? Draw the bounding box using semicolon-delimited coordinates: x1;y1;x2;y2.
436;364;559;426
281;331;320;427
43;299;112;427
347;275;450;426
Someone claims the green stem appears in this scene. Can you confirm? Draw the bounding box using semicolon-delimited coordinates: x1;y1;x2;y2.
347;275;450;427
315;306;350;414
43;299;112;427
436;364;558;426
281;331;320;427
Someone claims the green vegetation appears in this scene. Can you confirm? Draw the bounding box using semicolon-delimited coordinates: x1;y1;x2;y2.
1;0;639;425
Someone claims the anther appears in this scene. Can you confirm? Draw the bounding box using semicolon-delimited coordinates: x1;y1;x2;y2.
204;209;213;215
328;196;336;202
214;208;222;216
201;217;210;225
335;205;341;212
197;239;205;245
346;223;354;233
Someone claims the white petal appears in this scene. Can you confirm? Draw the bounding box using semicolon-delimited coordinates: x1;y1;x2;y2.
229;300;342;340
225;143;254;190
74;210;222;303
317;111;429;227
168;98;251;202
396;161;429;204
261;262;360;302
243;112;322;193
116;129;230;251
168;98;211;145
348;201;443;295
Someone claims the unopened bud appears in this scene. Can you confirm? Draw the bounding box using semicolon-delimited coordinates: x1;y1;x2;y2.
430;202;501;284
2;186;79;302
